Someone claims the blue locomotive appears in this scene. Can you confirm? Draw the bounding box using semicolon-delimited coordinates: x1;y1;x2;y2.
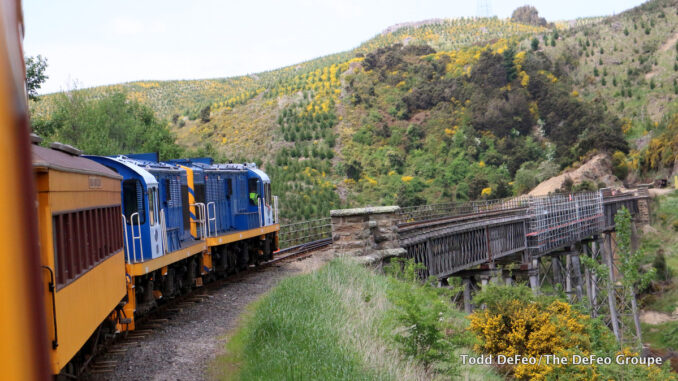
85;153;279;324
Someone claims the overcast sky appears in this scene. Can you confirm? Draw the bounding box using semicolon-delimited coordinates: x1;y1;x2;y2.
24;0;647;94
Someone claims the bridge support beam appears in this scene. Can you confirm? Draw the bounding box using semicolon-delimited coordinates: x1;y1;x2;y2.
603;233;621;343
463;277;472;314
529;257;540;293
571;253;584;301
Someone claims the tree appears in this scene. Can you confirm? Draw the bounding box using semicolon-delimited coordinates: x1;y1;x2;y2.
25;55;48;100
531;37;539;51
502;47;517;82
32;90;183;160
200;105;211;123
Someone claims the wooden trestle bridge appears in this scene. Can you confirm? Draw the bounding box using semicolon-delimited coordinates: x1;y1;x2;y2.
280;187;652;346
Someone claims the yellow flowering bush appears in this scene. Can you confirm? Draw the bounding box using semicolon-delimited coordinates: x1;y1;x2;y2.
468;284;677;380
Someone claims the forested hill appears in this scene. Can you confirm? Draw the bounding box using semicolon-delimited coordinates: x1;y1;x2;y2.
29;1;678;222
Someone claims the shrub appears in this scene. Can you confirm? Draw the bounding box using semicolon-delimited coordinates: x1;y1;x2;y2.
653;250;673;282
611;151;629;180
469;284;676;380
384;258;461;374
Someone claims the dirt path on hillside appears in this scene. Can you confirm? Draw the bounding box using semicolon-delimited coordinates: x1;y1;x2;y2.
528;154;621;196
659;31;678;52
640;309;678;325
645;31;678;80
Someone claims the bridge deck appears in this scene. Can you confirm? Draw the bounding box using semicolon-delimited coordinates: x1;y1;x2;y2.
398;190;648;279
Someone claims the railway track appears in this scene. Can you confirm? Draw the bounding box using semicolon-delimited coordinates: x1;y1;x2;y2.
82;238;332;379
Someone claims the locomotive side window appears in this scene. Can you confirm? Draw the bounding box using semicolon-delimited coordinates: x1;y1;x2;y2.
148;187;157;226
123;180;145;225
226;178;233;198
265;183;271;205
248;178;259;205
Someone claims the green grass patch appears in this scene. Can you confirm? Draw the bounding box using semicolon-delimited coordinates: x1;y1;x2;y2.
642;320;678;351
209;259;501;380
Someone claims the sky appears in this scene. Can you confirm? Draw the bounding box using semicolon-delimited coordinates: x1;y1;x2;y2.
24;0;648;94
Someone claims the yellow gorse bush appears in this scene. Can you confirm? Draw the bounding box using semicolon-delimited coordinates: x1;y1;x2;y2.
469;299;592;380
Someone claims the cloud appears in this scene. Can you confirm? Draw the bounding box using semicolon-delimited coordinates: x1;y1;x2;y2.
110;17;166;36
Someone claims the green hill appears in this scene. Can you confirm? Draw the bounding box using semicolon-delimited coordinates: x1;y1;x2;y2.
29;1;678;221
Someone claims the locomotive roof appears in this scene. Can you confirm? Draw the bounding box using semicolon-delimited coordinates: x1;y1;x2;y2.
32;145;121;179
85;155;158;186
119;156;183;173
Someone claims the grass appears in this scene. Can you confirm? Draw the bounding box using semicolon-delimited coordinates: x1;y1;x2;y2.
209;259;501;381
642;320;678;350
638;190;678;349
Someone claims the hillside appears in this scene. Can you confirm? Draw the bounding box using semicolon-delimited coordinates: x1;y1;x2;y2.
29;1;678;222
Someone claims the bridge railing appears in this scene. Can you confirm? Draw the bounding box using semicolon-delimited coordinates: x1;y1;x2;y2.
526;191;604;254
278;217;331;249
396;196;530;225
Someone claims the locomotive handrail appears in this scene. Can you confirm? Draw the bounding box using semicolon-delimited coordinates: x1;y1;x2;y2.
258;197;263;227
206;202;217;237
122;214;131;264
273;195;279;224
130;212;143;263
190;202;207;240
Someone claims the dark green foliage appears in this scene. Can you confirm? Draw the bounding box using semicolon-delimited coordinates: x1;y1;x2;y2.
572;180;596;192
25;55;48;100
31;91;183;160
470;88;533;137
531;37;540;51
200;105;211;123
527;72;628;163
470;49;508;89
403;78;461;114
502;47;518;82
384;258;461;374
345;160;363;181
652;250;673;282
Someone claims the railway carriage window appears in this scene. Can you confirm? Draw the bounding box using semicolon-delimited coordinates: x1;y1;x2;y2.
123;180;145;225
52;205;123;287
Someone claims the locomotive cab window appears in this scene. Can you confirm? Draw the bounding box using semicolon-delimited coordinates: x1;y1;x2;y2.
264;183;271;205
123;180;145;224
248;178;259;205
